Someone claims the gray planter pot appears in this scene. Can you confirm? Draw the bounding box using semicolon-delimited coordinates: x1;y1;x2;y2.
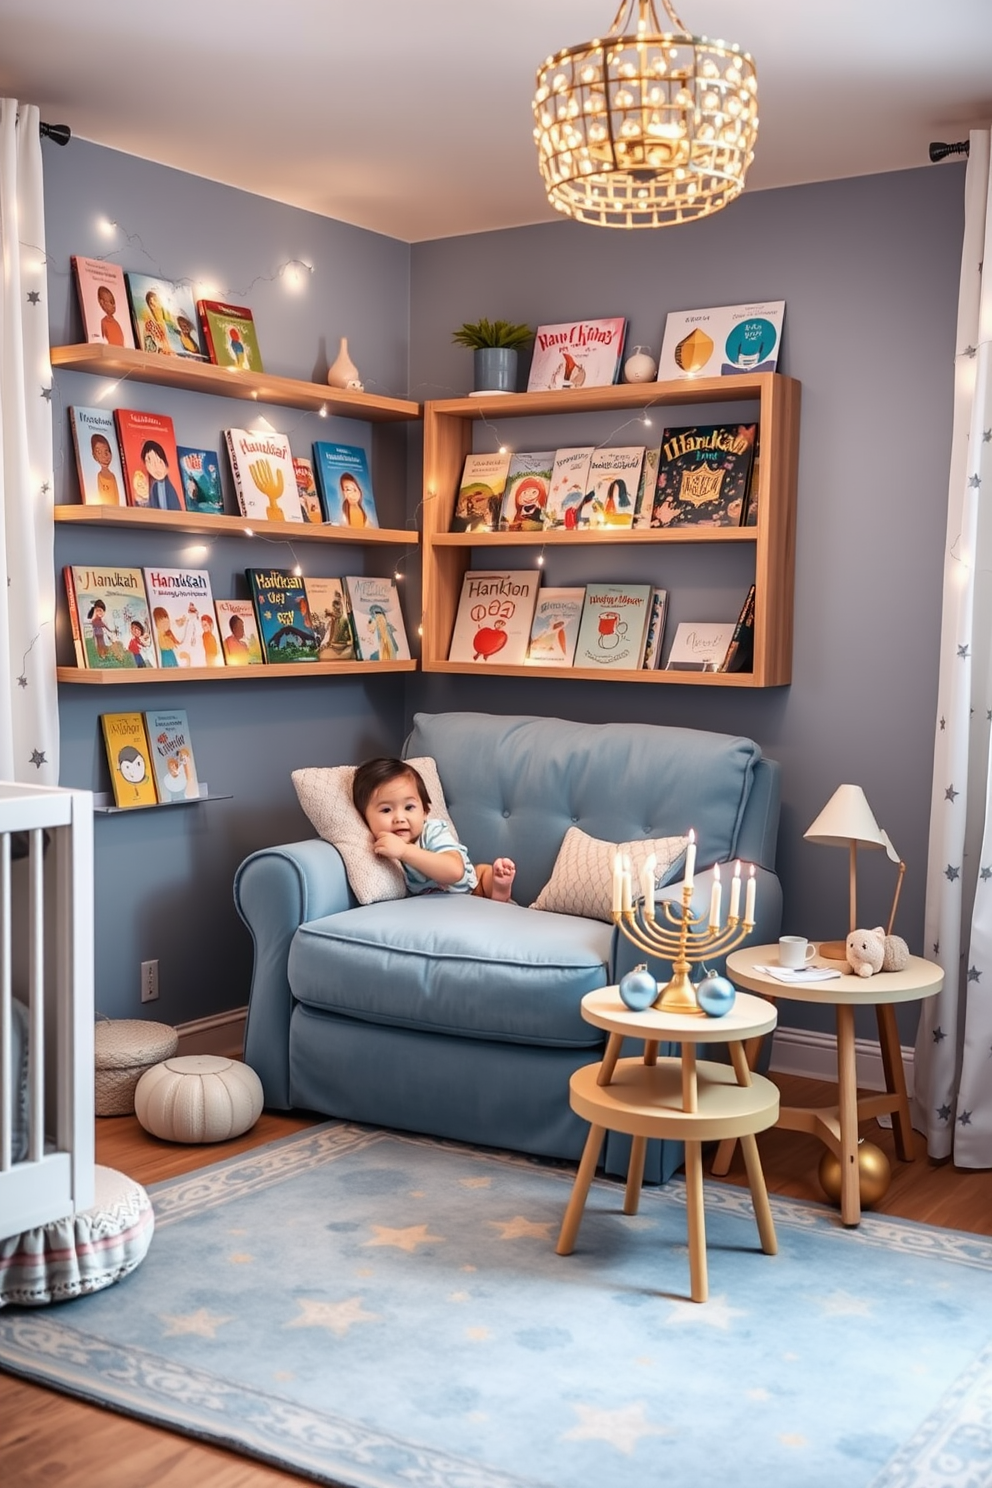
473;347;518;394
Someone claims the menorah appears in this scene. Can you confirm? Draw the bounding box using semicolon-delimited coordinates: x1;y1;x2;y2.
612;836;756;1015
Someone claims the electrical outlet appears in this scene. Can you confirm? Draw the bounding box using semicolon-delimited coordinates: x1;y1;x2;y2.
141;959;159;1003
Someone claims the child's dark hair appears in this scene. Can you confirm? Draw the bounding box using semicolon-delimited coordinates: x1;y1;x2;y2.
353;758;430;819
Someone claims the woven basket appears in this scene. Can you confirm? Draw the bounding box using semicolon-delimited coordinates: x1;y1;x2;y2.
94;1019;178;1116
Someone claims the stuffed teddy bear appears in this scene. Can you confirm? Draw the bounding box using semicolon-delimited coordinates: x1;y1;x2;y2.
846;927;911;977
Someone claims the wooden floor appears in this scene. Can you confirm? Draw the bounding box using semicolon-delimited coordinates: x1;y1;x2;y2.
2;1078;991;1488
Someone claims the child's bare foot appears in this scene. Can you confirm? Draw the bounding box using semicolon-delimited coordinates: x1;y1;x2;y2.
490;857;516;903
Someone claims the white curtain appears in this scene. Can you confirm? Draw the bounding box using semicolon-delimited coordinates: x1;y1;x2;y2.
913;130;992;1165
0;99;58;785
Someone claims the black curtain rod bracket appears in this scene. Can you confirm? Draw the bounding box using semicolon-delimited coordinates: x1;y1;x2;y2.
39;121;71;146
929;140;969;164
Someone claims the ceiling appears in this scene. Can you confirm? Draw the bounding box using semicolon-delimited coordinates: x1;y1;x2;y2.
3;0;991;242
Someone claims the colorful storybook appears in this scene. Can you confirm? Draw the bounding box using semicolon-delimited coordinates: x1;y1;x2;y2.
246;569;320;664
651;424;757;529
144;567;224;669
176;447;224;515
719;584;756;673
225;428;303;523
303;577;356;662
527;318;626;392
100;714;158;809
197;300;263;371
293;457;324;524
71;257;135;349
447;570;541;666
657;300;785;380
69;406;127;506
144;709;200;803
525;588;585;667
450;452;511;533
125;272;204;359
580;447;644;529
632;447;661;529
114;409;183;510
573;583;652;671
64;565;154;671
312;442;379;528
343;576;410;662
214;599;264;666
544;447;594;529
499;451;555;532
641;587;669;669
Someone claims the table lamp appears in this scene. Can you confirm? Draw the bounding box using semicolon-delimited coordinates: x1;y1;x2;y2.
804;785;903;961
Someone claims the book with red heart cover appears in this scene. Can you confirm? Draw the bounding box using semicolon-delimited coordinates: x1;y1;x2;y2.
446;570;540;666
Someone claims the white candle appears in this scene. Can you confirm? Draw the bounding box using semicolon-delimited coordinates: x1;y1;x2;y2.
729;860;741;919
612;852;623;915
683;829;696;892
621;853;633;913
745;864;757;923
708;862;722;930
640;852;657;914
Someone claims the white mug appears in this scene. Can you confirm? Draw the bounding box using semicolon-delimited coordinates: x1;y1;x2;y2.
779;935;816;969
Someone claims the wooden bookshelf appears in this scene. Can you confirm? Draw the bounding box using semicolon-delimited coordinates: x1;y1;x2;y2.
54;504;418;546
57;661;417;685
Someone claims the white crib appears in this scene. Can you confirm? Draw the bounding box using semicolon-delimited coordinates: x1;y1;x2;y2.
0;781;94;1241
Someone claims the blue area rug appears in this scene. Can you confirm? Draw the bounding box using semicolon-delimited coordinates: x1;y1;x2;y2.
2;1123;992;1488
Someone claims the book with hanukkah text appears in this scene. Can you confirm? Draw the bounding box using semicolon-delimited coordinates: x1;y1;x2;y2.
71;257;135;349
144;567;225;668
573;583;652;671
69;406;127;506
447;570;540;665
246;569;320;664
527;318;626;391
64;565;153;671
651;423;756;529
225;428;303;522
100;713;158;808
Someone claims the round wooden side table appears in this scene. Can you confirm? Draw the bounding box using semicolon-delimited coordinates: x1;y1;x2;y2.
556;987;779;1303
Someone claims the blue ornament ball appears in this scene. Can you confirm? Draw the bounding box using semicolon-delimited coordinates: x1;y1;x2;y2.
696;971;736;1017
619;964;657;1011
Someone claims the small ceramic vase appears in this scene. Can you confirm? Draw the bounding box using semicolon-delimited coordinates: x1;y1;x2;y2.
623;346;658;384
327;337;363;391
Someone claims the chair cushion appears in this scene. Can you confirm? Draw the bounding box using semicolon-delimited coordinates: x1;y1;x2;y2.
530;825;688;921
289;897;611;1048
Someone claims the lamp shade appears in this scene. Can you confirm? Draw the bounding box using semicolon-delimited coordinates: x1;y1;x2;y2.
804;785;887;850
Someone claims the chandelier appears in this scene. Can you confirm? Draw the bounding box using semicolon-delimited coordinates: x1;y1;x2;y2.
532;0;758;229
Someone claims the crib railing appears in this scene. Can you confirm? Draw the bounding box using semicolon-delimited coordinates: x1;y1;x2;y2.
0;782;94;1240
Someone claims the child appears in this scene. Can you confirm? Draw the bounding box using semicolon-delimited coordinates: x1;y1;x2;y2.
353;757;515;902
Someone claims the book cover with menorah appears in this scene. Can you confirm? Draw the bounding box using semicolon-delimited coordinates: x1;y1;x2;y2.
651;423;757;529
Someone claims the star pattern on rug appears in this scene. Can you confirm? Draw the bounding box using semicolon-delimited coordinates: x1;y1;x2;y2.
160;1307;235;1338
364;1223;444;1252
228;1251;254;1264
458;1175;492;1188
820;1290;872;1317
286;1296;380;1336
487;1215;555;1240
561;1401;671;1455
664;1293;746;1330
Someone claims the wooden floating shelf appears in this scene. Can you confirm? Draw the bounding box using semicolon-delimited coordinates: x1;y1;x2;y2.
50;344;421;424
57;661;418;685
430;528;755;548
54;504;419;545
422;662;763;687
429;373;769;420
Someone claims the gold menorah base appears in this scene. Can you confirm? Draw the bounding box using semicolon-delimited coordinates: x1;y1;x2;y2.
655;965;706;1016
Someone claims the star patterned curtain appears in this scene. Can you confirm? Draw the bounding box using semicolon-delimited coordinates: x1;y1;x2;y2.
913;131;992;1165
0;100;58;784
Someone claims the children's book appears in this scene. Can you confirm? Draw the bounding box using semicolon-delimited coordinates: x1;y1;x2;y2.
665;620;737;671
114;408;184;510
573;583;652;671
224;428;303;523
100;714;158;808
343;576;410;661
657;301;785;380
525;587;585;666
125;272;205;359
498;451;555;532
214;598;265;666
71;257;135;349
303;576;356;661
197;300;263;371
450;452;511;533
246;569;320;664
631;446;661;529
64;566;153;670
651;424;757;529
143;709;201;803
544;447;594;530
527;318;627;392
641;587;669;669
312;442;379;528
447;570;541;666
293;456;324;524
176;446;224;515
143;568;224;669
578;447;644;529
69;406;127;506
718;584;756;673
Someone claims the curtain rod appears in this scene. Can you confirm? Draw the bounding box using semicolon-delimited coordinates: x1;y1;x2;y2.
929;140;969;163
40;120;71;146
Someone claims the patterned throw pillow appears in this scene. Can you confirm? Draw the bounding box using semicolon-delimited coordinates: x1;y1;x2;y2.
292;756;457;905
530;826;689;923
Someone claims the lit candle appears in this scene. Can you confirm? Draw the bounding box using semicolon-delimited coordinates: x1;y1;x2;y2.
640;852;657;914
708;862;722;930
745;863;757;923
612;852;623;915
729;860;741;919
683;829;696;892
621;853;633;913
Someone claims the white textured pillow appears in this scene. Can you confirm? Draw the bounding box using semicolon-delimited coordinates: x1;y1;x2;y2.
292;757;456;905
530;826;689;922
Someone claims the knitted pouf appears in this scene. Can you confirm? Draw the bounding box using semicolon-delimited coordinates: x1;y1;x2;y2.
135;1055;264;1143
94;1019;179;1116
0;1165;154;1307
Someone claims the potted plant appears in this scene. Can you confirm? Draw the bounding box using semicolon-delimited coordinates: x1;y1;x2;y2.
452;318;533;394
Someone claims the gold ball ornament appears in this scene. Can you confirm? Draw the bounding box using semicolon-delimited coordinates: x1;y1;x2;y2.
818;1140;891;1207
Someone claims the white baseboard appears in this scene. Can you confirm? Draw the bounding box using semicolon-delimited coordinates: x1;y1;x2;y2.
175;1008;247;1059
770;1024;915;1097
